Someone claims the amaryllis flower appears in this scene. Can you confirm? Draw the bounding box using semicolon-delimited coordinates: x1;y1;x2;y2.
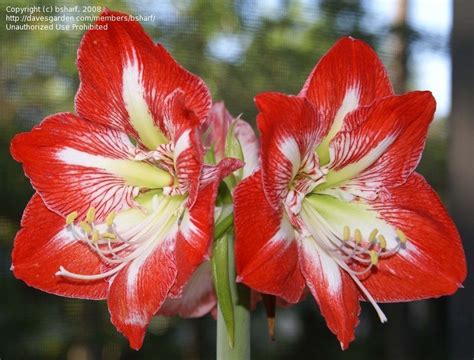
11;10;241;349
234;37;466;349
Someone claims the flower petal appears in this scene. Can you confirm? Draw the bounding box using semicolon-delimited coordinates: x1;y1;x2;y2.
163;90;204;206
159;261;216;318
298;237;360;350
363;173;466;301
234;171;305;303
76;9;211;150
11;113;172;220
256;92;323;209
12;194;108;299
322;92;435;195
300;37;393;165
107;236;177;350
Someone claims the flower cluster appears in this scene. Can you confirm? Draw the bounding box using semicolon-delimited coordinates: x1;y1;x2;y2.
11;10;466;350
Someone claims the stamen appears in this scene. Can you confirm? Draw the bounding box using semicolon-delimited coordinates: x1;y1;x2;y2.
79;221;92;234
396;229;407;245
377;234;387;249
354;229;362;245
369;250;379;265
86;207;96;223
106;211;116;227
57;194;184;283
91;230;100;242
66;211;78;225
343;225;350;241
369;228;378;244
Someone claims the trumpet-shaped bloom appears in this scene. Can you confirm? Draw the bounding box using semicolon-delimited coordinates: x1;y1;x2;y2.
234;37;466;349
11;10;242;349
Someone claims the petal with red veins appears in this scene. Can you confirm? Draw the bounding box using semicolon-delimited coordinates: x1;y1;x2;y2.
298;237;360;350
76;9;211;150
300;37;393;165
162;91;203;206
11;113;172;220
363;173;466;301
256;93;323;209
322;92;435;195
234;171;305;303
171;158;244;297
108;236;177;350
159;261;216;318
12;194;108;299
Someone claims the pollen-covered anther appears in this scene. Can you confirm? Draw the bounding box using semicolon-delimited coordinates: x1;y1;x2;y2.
396;229;408;245
343;225;350;241
106;211;116;227
369;250;379;265
65;211;78;225
85;207;96;223
377;234;387;249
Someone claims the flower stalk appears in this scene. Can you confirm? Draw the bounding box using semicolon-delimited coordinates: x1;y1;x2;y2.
215;230;251;360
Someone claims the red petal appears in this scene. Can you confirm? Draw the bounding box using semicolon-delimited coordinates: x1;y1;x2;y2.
300;37;393;136
12;194;108;299
299;237;360;350
171;158;243;297
159;261;216;318
234;171;305;303
107;237;177;350
256;93;323;209
326;92;436;192
165;92;204;206
76;9;211;149
11;113;169;220
363;173;466;301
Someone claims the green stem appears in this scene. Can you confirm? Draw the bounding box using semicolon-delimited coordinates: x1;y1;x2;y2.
214;213;233;241
216;232;251;360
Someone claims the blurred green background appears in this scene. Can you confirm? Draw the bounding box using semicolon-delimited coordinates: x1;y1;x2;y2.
0;0;471;359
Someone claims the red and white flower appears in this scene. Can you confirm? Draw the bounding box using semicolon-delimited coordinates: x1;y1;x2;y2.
11;10;241;350
234;37;466;349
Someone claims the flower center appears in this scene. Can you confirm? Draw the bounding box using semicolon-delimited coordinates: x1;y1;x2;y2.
57;193;185;281
131;143;188;196
284;151;326;216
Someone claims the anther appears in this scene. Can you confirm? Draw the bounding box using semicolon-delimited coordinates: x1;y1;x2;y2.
369;250;379;265
369;229;379;244
66;211;78;225
92;230;100;242
106;211;116;227
103;232;116;240
396;229;407;245
79;221;92;234
377;234;387;249
343;225;350;241
354;229;362;245
86;207;96;223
